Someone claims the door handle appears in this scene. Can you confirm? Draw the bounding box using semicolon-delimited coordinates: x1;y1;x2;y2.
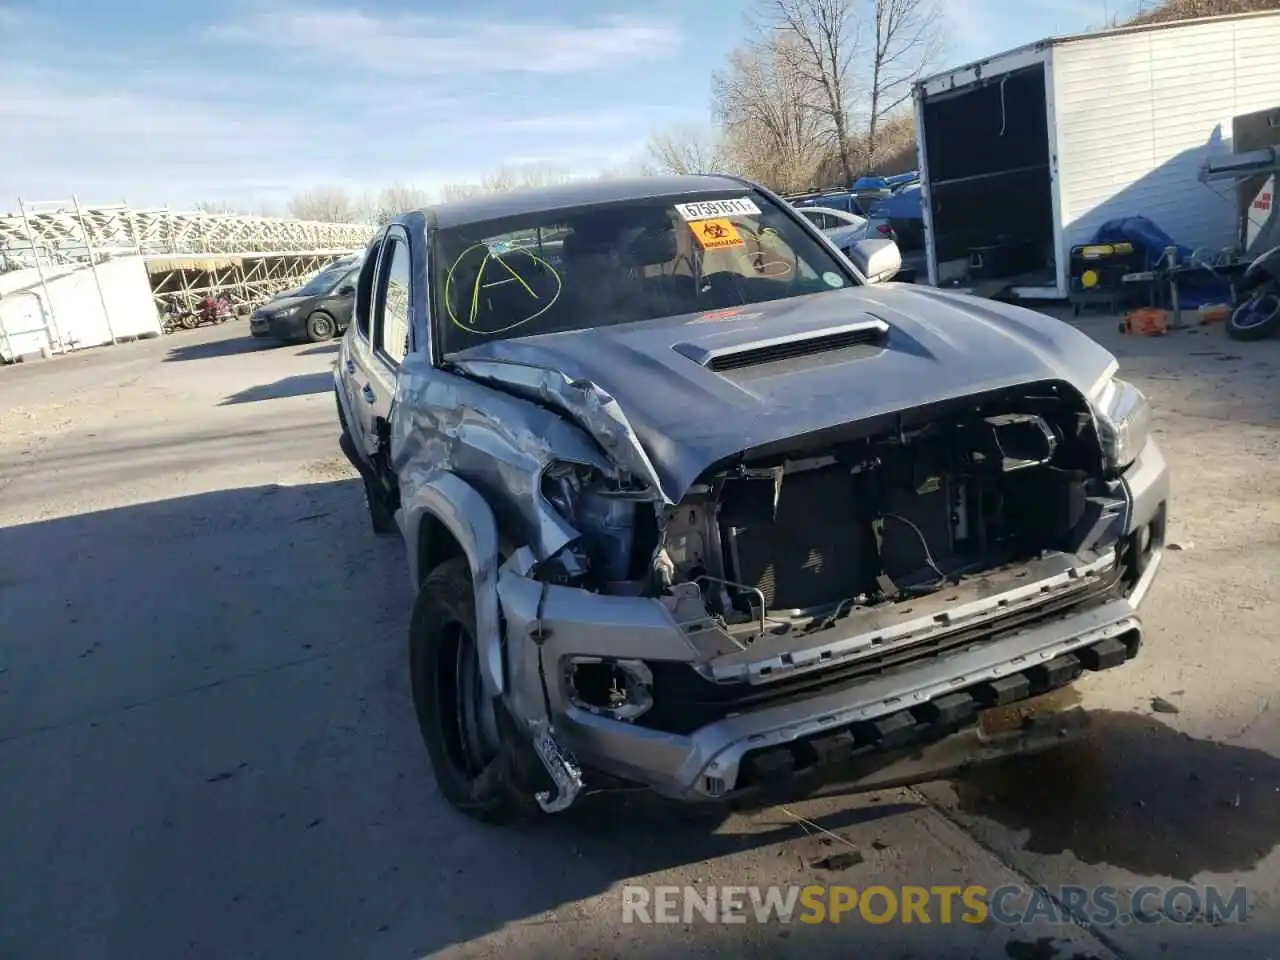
346;358;356;374
362;383;376;404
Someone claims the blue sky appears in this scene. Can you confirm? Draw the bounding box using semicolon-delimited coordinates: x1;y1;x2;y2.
0;0;1135;210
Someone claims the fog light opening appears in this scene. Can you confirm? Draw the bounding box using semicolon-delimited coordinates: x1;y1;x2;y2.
566;657;654;722
1136;522;1152;558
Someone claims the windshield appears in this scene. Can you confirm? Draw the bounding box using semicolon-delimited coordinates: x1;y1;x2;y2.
295;265;352;297
433;190;858;355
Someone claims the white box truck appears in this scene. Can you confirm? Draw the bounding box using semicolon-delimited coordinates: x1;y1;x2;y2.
912;10;1280;299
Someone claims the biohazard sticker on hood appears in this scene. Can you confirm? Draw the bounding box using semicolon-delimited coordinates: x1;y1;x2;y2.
673;198;762;221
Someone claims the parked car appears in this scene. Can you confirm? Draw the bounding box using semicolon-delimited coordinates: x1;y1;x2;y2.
250;260;360;343
885;170;920;191
867;183;926;282
850;176;894;208
795;205;872;252
793;191;869;217
335;174;1168;824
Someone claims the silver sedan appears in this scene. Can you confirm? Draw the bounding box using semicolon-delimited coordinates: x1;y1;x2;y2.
795;204;873;251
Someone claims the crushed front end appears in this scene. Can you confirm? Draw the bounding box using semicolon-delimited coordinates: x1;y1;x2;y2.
494;377;1168;805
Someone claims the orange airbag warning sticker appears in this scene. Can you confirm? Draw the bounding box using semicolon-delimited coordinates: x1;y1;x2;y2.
690;218;744;250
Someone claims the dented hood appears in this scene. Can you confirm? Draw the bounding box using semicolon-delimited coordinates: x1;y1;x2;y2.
449;285;1117;503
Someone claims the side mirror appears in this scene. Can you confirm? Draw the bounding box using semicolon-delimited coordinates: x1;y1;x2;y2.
337;285;355;296
848;238;901;284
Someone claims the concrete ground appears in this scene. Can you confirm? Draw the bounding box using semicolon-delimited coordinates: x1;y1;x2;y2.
0;314;1277;960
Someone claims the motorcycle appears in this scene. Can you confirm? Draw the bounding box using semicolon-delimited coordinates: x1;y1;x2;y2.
1227;244;1280;341
162;295;236;333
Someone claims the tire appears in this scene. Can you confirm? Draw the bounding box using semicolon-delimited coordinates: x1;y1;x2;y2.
178;312;199;330
305;311;337;342
409;556;540;825
337;420;396;534
1226;291;1280;341
363;472;397;535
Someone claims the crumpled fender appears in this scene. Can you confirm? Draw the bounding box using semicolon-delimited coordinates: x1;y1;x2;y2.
400;471;506;698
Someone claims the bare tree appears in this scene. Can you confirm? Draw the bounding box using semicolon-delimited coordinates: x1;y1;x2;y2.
287;185;357;223
361;182;434;225
764;0;862;184
479;162;574;194
438;182;485;202
434;163;577;201
866;0;943;168
712;35;827;192
1128;0;1272;26
194;200;250;215
594;163;648;180
645;125;730;175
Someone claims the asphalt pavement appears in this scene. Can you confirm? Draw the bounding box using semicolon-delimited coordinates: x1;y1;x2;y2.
1;316;1277;959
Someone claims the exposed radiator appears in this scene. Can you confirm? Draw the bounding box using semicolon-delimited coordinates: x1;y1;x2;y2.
724;466;878;610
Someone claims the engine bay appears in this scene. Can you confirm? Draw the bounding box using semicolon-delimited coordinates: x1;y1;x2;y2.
542;385;1114;645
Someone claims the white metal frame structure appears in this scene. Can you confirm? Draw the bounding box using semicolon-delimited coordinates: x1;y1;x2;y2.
2;200;372;265
2;199;374;329
146;252;358;313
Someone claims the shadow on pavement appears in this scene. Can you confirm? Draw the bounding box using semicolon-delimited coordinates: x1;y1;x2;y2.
3;483;1278;959
950;708;1280;882
296;343;340;356
165;333;272;362
220;372;332;405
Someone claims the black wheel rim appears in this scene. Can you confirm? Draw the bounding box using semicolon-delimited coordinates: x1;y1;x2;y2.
437;620;499;776
313;315;335;339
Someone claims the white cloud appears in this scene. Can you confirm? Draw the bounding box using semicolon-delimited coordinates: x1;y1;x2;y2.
210;6;682;76
0;61;673;207
0;68;312;202
0;5;687;206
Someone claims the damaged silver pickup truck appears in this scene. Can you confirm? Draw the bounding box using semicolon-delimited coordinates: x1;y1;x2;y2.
334;175;1168;823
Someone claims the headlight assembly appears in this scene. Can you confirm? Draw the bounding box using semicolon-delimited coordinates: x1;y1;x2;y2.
1092;376;1151;471
565;657;654;722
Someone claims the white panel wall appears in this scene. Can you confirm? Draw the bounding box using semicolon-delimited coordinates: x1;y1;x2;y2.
0;256;160;356
1053;14;1280;253
93;257;162;341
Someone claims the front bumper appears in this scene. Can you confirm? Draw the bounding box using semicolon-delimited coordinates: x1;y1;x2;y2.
496;438;1169;802
249;312;304;340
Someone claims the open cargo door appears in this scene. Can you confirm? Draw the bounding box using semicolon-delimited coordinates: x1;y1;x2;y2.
920;63;1058;296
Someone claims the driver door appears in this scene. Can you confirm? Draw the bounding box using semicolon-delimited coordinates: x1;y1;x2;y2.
328;268;359;333
357;226;412;478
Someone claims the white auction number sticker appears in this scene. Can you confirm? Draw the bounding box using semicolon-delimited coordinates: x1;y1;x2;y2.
673;197;762;221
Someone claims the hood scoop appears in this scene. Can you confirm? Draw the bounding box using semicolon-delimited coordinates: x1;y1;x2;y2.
674;317;890;373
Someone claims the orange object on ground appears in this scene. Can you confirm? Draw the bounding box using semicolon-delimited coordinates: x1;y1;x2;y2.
1121;308;1169;336
1198;303;1230;325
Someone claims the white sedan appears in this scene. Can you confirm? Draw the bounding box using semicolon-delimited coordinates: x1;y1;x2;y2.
795;205;873;252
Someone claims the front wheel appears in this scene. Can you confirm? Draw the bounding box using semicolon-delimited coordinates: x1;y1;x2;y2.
409;557;540;825
1227;290;1280;341
305;311;337;342
363;473;397;535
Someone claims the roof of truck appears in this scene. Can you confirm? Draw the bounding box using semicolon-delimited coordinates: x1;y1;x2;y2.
916;8;1280;89
420;174;754;229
